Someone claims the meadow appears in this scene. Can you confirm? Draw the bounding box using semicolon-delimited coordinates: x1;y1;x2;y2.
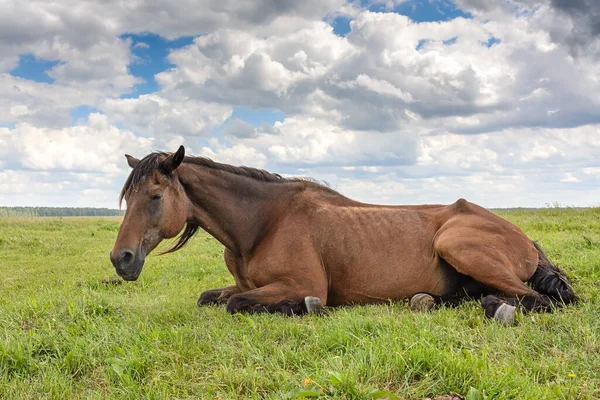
0;209;598;399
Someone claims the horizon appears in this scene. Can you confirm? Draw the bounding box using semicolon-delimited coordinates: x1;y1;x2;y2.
2;0;600;209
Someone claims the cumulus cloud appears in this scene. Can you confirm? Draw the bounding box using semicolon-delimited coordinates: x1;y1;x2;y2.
0;169;131;208
458;0;600;58
418;125;600;173
0;0;348;127
0;113;155;207
0;114;152;172
221;118;258;139
156;6;600;136
101;0;346;38
157;23;353;110
0;74;102;127
102;94;232;142
209;116;419;168
0;2;140;91
199;141;268;168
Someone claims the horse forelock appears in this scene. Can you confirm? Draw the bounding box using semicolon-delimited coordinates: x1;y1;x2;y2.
119;152;168;208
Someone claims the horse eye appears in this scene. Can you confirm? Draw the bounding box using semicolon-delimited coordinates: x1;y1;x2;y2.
151;194;162;201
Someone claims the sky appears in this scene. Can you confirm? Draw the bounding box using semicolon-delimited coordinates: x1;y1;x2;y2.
1;0;600;208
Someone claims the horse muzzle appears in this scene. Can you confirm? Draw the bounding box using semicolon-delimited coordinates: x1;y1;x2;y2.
109;248;145;281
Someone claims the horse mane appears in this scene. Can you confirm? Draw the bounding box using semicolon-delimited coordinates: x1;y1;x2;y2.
184;155;314;184
119;151;332;254
119;152;325;205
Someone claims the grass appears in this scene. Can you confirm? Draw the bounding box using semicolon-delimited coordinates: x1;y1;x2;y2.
0;210;599;399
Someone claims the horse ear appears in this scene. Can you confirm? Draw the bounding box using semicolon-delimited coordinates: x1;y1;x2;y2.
161;145;185;174
125;154;140;169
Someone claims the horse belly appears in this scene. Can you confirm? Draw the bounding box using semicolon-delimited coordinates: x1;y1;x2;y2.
318;210;448;306
326;255;445;306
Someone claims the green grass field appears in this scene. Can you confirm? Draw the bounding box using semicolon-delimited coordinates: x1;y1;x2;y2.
1;209;599;399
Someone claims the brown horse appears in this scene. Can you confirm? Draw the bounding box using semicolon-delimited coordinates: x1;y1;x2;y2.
110;146;576;325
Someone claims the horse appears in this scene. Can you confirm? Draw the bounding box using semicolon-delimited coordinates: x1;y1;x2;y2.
110;146;577;325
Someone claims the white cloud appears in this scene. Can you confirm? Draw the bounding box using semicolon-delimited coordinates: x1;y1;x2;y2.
9;104;29;117
133;42;150;49
0;113;155;207
221;118;258;139
156;23;354;110
1;113;152;173
0;74;106;127
199;141;268;168
0;169;129;208
155;5;600;135
560;173;581;183
102;94;232;141
213;116;418;167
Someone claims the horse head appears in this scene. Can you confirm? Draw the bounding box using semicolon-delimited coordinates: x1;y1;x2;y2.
110;146;191;280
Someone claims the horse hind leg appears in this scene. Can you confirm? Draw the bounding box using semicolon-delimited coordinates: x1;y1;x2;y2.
433;231;548;325
482;242;578;324
480;293;553;325
478;242;578;324
410;275;491;311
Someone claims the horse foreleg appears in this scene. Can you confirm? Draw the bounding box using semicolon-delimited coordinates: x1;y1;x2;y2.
225;280;326;316
197;285;240;306
197;248;250;306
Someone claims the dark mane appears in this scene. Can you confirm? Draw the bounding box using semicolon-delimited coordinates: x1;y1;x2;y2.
119;152;324;206
184;155;306;184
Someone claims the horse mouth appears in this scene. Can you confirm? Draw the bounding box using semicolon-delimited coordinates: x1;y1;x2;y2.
118;270;142;281
113;254;145;281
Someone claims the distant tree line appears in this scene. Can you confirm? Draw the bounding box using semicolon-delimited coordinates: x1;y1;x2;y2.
0;207;122;217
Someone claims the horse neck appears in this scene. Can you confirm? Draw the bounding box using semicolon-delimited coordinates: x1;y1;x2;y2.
177;163;290;256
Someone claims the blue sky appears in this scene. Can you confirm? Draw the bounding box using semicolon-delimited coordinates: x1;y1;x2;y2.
371;0;471;21
120;33;195;97
10;54;61;84
2;0;600;208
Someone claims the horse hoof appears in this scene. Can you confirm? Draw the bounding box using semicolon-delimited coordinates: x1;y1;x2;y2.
482;295;517;326
494;303;517;326
410;293;435;311
304;296;327;315
197;290;221;306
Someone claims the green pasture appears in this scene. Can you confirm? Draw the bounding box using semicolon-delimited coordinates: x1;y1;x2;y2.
0;209;598;399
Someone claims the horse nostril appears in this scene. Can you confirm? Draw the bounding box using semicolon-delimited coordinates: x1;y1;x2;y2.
119;249;135;266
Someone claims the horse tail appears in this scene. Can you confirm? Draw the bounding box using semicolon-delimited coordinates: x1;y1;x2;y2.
528;241;577;305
